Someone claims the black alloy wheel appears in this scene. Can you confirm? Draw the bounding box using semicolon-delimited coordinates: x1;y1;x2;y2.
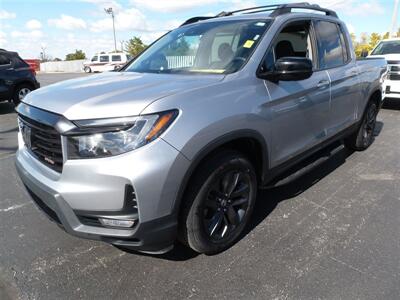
203;170;251;242
179;150;257;254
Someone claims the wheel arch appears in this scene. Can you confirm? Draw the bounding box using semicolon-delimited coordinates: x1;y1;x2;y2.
12;80;35;94
172;129;269;217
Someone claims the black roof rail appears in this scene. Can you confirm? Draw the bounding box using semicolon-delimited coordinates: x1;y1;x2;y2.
180;16;216;27
180;2;337;27
269;3;338;18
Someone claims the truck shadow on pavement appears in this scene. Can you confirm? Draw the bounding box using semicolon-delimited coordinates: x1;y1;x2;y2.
123;121;384;261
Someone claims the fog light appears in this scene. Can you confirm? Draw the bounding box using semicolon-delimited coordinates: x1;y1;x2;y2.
99;218;135;228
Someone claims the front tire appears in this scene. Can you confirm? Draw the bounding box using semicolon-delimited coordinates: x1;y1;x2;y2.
84;66;92;73
179;150;257;255
345;101;378;151
12;84;32;106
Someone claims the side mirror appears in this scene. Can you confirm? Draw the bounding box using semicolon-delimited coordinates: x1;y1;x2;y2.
258;57;313;81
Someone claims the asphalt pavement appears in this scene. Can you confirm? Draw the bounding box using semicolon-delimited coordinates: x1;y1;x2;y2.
0;73;400;299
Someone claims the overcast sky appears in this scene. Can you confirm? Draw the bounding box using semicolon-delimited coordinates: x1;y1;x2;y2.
0;0;395;59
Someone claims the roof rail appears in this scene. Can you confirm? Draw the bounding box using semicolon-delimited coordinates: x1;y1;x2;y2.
269;3;338;18
180;2;338;27
180;16;216;27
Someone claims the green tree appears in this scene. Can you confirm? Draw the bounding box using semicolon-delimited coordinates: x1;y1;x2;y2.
164;37;191;56
65;49;86;61
369;32;381;50
125;37;147;57
383;32;390;39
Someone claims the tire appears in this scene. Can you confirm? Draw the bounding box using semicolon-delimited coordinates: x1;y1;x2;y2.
12;84;32;106
84;66;92;73
345;101;378;151
179;150;257;255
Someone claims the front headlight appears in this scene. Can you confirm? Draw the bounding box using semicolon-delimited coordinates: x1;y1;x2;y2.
67;110;178;159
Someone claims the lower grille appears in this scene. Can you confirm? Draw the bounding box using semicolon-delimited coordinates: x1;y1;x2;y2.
391;66;400;72
19;114;63;172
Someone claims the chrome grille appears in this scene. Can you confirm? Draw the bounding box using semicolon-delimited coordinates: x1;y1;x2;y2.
389;74;400;81
19;114;63;172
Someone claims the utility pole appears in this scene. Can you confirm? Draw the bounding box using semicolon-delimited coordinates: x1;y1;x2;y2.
40;46;46;61
120;40;125;52
104;7;117;52
390;0;400;37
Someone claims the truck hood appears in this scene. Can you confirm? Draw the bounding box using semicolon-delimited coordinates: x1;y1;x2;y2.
23;72;224;120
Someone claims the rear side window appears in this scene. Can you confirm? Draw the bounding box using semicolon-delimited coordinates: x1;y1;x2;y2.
100;55;109;62
314;20;345;69
112;55;121;62
0;54;11;66
14;56;29;68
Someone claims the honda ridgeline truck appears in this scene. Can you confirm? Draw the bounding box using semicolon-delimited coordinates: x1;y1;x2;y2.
16;3;387;255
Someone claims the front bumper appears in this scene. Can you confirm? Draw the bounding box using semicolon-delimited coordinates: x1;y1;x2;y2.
384;79;400;99
16;135;190;253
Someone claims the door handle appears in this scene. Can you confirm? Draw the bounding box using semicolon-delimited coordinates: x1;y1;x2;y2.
350;70;358;76
299;96;308;103
317;80;329;88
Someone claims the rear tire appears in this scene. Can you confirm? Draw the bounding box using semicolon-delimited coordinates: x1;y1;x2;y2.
12;84;32;106
345;101;378;151
179;150;257;255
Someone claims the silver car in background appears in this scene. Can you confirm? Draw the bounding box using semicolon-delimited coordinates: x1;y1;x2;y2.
15;3;386;255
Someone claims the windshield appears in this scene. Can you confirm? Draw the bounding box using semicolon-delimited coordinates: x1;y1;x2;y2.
371;40;400;55
125;19;271;75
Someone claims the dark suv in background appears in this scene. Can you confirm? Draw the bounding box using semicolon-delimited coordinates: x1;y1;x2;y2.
0;49;40;105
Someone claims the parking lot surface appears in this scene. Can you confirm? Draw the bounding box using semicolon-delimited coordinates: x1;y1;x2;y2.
1;73;400;299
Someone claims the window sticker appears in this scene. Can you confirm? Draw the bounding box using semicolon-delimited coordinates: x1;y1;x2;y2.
243;40;255;48
255;22;266;26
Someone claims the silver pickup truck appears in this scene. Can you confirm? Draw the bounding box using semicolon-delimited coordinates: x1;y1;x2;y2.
16;3;386;255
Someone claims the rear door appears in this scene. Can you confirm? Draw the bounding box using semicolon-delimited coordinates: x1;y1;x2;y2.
0;53;13;99
314;20;360;134
260;20;331;167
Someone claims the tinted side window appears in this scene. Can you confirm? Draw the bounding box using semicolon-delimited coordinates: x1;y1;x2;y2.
0;54;11;66
314;21;344;69
112;55;121;62
261;20;314;72
100;55;109;62
91;56;98;62
14;56;29;68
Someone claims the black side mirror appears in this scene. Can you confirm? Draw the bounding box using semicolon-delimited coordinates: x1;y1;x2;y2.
258;57;313;81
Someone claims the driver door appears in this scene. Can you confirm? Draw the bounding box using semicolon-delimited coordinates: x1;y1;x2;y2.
259;20;331;167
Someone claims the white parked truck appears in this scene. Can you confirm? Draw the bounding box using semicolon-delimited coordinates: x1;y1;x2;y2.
369;38;400;99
